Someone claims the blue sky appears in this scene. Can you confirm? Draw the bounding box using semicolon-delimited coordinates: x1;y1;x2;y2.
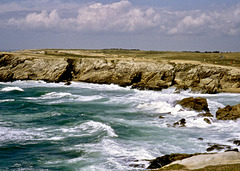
0;0;240;51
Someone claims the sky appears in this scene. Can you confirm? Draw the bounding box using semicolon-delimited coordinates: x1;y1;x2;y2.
0;0;240;51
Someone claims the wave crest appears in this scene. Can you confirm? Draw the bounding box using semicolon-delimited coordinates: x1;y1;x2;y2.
1;86;24;92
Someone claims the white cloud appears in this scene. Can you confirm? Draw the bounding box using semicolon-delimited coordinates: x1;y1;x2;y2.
4;0;240;36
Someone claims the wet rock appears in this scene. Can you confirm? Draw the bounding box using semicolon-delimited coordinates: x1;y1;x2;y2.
197;112;213;117
159;116;164;119
233;140;240;146
147;153;198;169
173;118;186;127
204;118;212;124
64;81;71;85
206;144;231;152
225;148;239;152
177;97;210;112
216;104;240;120
129;164;145;168
198;138;204;140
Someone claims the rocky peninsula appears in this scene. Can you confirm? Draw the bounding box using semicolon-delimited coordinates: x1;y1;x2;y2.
1;49;240;94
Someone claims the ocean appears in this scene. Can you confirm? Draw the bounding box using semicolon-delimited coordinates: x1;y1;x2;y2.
0;81;240;170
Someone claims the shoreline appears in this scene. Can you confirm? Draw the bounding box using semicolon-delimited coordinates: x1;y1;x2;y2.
1;49;240;170
1;49;240;94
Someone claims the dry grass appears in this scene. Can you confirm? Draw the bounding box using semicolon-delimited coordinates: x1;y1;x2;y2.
7;49;240;68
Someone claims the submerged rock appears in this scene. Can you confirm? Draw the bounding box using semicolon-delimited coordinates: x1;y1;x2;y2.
64;81;71;85
234;140;240;146
206;144;231;152
204;118;212;124
173;118;186;127
177;97;210;112
159;116;164;119
216;104;240;120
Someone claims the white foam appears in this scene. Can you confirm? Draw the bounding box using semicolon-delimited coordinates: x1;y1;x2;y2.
1;86;24;92
26;92;103;103
0;127;37;143
56;121;118;138
0;99;15;103
76;95;103;102
185;117;213;128
69;82;131;91
101;139;154;159
79;121;118;137
0;80;67;89
40;92;73;99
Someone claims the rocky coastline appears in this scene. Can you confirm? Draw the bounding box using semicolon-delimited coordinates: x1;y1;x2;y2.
1;50;240;170
1;51;240;94
147;97;240;170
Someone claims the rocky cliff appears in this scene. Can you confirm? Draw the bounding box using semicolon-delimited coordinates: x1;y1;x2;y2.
1;52;240;93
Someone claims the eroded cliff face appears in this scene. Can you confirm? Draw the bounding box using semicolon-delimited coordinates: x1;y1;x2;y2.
0;54;69;82
1;54;240;93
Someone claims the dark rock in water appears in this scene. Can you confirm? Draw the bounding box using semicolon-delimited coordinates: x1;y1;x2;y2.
64;81;71;85
177;97;210;112
198;138;204;140
159;116;164;119
207;144;231;152
173;118;186;127
233;140;240;146
147;153;197;169
225;148;239;152
129;164;145;168
216;104;240;120
197;112;213;117
204;118;212;124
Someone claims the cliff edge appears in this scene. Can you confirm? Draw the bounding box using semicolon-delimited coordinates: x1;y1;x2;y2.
1;50;240;93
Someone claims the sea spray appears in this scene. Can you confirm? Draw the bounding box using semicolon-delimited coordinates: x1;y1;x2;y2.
0;81;240;170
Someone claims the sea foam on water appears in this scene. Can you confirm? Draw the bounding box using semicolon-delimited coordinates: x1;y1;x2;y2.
0;81;240;170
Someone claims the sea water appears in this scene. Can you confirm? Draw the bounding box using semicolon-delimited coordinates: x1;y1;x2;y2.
0;81;240;170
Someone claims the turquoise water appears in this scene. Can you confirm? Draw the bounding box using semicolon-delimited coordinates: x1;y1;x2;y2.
0;81;240;170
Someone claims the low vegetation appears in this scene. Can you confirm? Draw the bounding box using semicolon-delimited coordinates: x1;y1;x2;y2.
5;49;240;68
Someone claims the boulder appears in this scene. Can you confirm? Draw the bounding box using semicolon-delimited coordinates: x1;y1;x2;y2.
147;153;198;169
177;97;210;112
206;144;231;152
173;118;186;127
216;104;240;120
159;116;164;119
204;118;212;124
234;140;240;146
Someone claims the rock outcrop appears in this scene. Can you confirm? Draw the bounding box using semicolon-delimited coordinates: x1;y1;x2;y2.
177;97;210;112
197;112;213;117
1;53;240;93
0;54;70;82
147;153;198;169
216;104;240;120
167;151;240;170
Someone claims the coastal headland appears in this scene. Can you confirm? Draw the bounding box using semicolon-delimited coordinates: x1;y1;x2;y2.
1;49;240;94
1;49;240;170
